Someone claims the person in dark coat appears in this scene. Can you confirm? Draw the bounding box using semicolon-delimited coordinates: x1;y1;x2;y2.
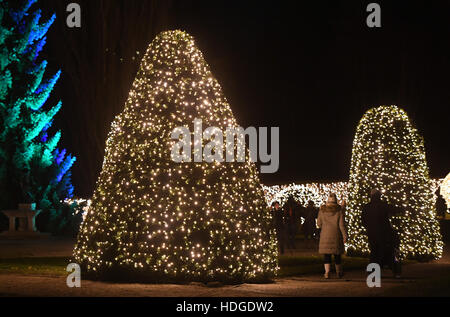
361;189;403;277
284;197;299;249
271;201;287;255
436;189;448;219
303;200;318;240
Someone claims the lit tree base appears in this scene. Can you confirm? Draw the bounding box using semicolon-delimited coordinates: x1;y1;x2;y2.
80;265;275;285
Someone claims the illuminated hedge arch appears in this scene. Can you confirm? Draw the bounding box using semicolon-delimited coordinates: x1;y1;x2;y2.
264;183;347;208
346;106;443;260
270;184;322;207
74;31;278;283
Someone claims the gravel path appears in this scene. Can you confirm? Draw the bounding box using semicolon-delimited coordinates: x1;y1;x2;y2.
1;262;449;297
1;238;449;297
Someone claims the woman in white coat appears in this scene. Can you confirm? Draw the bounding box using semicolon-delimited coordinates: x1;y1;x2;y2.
317;193;347;279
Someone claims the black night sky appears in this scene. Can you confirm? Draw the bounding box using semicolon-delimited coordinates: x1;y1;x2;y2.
40;0;449;197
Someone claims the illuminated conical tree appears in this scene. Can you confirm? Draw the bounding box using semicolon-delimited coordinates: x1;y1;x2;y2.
346;105;443;260
74;30;278;283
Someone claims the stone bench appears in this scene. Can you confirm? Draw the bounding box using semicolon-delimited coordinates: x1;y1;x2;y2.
1;204;49;239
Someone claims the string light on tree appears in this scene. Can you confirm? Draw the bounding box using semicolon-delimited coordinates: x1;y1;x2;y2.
346;105;443;261
74;30;278;283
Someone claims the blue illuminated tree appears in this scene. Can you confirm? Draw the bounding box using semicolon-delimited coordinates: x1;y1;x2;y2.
0;0;77;234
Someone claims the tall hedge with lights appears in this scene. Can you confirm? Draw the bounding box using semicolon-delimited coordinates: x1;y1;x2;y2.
0;0;76;234
346;105;443;261
74;30;278;283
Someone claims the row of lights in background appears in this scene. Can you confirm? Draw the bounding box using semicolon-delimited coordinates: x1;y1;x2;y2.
66;176;449;220
263;178;448;210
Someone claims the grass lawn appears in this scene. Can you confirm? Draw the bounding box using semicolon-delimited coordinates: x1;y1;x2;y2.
0;255;371;278
0;257;70;276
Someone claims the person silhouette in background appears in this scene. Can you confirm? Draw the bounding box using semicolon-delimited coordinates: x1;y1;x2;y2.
303;200;318;240
272;201;287;255
436;189;448;219
361;189;403;278
285;197;299;250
